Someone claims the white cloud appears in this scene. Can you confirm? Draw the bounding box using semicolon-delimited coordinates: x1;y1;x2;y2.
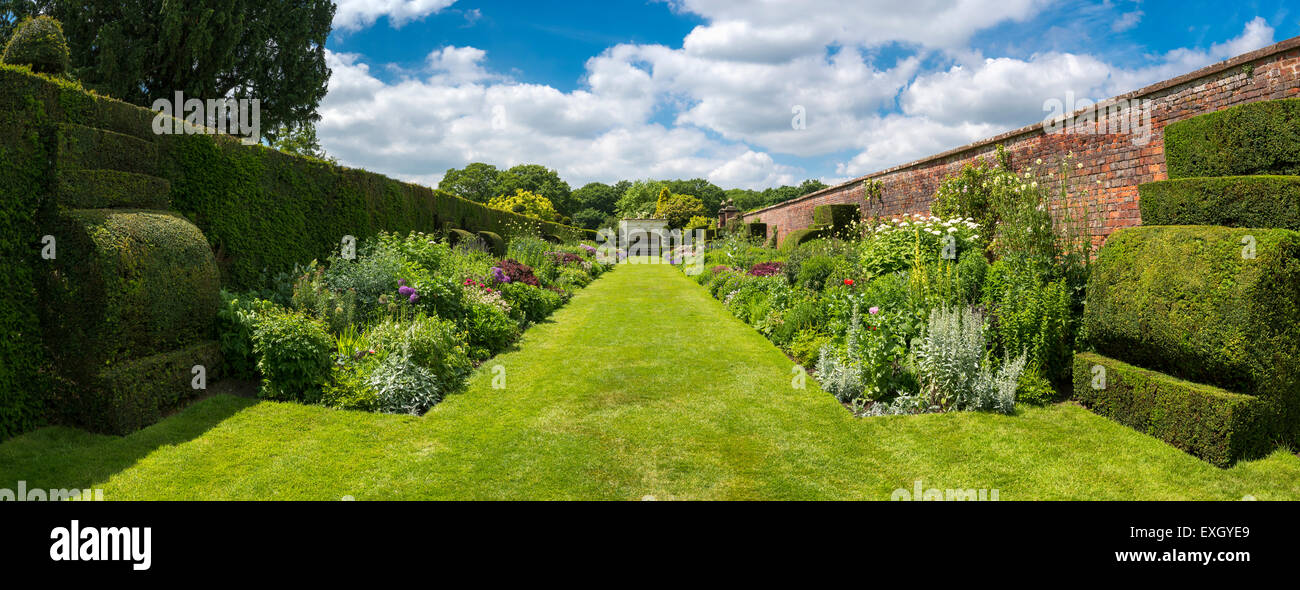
837;116;1001;176
1211;16;1274;59
1112;10;1143;33
333;0;458;31
838;17;1278;173
709;151;799;188
670;0;1051;56
902;53;1113;128
316;5;1281;192
317;49;793;190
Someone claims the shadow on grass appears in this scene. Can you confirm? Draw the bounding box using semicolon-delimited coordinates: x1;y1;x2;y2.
0;389;258;493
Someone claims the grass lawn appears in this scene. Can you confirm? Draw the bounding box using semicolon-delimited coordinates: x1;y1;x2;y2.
2;263;1298;500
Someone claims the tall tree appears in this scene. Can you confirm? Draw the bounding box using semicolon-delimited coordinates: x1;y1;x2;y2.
615;179;668;218
571;182;620;216
494;164;574;216
439;162;501;203
662;178;725;216
1;0;334;140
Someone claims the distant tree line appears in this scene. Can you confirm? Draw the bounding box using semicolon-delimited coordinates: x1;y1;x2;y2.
438;162;831;230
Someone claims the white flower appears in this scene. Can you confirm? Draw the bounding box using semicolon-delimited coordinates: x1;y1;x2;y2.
1036;158;1043;165
947;227;957;233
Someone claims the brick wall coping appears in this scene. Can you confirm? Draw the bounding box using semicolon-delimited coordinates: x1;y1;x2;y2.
744;35;1300;219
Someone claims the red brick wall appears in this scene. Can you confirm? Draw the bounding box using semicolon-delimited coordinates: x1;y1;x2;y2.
746;38;1300;248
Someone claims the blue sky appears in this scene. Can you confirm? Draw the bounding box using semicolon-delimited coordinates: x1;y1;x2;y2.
317;0;1298;190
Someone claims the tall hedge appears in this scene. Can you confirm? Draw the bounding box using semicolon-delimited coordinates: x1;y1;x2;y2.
1164;98;1300;179
1083;225;1300;443
1138;175;1300;231
0;100;49;440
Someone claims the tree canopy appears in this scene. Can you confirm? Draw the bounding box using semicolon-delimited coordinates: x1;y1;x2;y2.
495;164;574;216
488;189;560;223
438;162;501;203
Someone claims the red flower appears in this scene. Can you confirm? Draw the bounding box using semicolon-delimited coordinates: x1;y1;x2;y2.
844;279;855;286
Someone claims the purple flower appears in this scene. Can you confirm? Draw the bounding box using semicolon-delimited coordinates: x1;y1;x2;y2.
398;279;407;287
408;293;419;303
398;286;414;297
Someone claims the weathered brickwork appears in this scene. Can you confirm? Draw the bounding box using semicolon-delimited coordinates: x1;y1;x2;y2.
746;38;1300;248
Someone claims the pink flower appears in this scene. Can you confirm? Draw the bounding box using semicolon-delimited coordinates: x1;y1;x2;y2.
869;306;879;315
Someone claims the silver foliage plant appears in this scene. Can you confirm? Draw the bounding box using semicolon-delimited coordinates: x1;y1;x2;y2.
367;345;442;415
819;303;1025;416
816;303;865;402
914;305;1024;415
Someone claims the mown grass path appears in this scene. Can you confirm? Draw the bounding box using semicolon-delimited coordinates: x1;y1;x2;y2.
4;263;1299;499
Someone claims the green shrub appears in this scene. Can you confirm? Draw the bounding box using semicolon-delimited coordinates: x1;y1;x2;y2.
500;282;563;325
251;310;334;403
361;314;471;388
464;299;519;360
794;255;840;291
954;248;988;304
1084;225;1300;443
1;16;70;75
1073;353;1273;467
217;291;280;379
321;247;409;319
771;291;824;345
1164;98;1300;179
365;349;443;415
507;236;551;269
985;261;1074;397
322;359;379;412
1138;176;1300;231
57;123;160;175
816;302;916;403
787;329;829;366
291;270;358;334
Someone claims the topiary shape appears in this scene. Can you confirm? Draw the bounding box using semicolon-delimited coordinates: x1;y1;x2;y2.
2;15;71;75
